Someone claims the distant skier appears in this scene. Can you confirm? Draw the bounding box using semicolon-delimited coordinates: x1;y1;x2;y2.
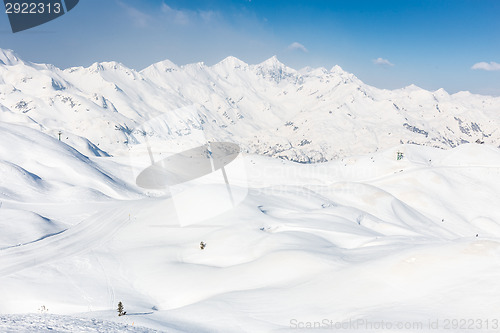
200;241;206;250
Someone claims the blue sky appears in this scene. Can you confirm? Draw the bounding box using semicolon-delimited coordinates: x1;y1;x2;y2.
1;0;499;95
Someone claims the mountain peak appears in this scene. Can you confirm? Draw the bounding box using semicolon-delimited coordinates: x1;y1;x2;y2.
140;59;179;74
434;88;449;95
215;56;248;69
252;56;299;84
258;55;285;68
155;59;178;68
402;84;424;92
87;61;131;73
330;65;345;74
0;49;22;66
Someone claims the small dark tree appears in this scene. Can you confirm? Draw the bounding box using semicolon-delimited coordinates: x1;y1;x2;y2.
117;301;126;316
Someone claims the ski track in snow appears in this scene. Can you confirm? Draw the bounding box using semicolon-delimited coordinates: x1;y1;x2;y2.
0;150;499;332
0;200;148;277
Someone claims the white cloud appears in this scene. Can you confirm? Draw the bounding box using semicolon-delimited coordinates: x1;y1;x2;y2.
199;10;217;23
161;3;190;25
288;42;308;53
160;3;219;25
118;1;151;28
373;57;394;66
471;61;500;71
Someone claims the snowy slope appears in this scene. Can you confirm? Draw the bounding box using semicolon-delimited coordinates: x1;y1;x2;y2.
1;48;500;332
0;122;141;203
0;314;165;333
0;126;499;331
0;48;499;162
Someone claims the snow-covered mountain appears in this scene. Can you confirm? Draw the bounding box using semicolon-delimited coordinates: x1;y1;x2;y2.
1;48;499;162
2;133;500;332
1;48;500;332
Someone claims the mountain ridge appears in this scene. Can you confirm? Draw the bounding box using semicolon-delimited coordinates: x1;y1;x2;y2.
0;48;499;162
